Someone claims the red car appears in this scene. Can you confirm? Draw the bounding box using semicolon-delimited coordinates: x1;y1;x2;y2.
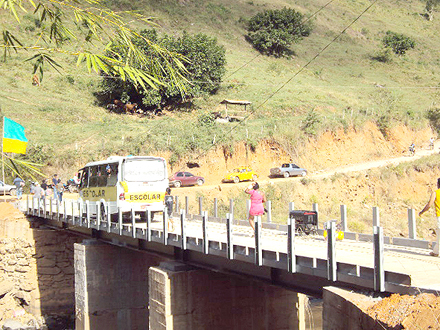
169;172;205;188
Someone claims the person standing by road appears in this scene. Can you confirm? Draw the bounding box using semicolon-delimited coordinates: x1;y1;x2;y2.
245;182;266;235
52;174;59;201
13;176;24;200
419;178;440;256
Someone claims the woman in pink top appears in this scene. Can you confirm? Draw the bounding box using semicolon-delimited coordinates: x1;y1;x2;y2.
245;182;266;233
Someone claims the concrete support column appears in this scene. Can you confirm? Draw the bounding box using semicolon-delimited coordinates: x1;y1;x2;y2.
149;261;306;330
74;239;164;330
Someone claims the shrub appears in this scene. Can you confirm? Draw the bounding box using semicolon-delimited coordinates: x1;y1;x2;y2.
382;31;415;55
427;108;440;133
247;8;312;57
100;30;226;110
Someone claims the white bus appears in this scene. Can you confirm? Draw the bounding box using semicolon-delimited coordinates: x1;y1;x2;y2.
77;156;168;220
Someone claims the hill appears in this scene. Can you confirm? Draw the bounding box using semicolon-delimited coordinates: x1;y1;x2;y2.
0;0;440;180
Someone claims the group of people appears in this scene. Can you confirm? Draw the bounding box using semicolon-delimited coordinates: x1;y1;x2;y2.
29;174;65;202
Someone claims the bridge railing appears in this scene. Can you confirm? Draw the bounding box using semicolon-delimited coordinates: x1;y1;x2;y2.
21;195;420;294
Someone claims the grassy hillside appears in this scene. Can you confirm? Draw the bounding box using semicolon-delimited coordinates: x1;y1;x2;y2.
1;0;439;179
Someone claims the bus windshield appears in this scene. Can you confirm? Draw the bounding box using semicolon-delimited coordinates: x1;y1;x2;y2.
123;158;166;182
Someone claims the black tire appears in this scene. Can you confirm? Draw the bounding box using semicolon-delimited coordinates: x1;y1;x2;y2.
283;172;290;178
233;176;240;184
100;203;107;221
174;181;181;188
197;179;204;186
9;188;16;196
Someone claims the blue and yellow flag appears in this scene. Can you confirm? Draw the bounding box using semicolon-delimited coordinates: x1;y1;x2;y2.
2;117;28;154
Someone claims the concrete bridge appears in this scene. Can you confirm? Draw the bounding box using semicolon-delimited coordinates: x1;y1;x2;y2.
19;196;440;329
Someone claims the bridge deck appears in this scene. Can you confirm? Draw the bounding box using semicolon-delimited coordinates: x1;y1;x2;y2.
21;198;440;295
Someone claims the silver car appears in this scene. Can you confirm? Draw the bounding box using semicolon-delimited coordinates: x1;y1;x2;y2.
0;181;16;195
270;163;307;178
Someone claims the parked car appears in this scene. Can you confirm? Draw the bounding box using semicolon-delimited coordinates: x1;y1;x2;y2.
222;167;258;184
270;163;307;178
0;181;16;195
169;172;205;188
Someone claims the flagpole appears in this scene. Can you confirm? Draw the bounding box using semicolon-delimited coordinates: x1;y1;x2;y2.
2;116;6;202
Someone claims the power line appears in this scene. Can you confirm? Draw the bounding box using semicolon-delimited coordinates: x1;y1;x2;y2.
184;0;380;167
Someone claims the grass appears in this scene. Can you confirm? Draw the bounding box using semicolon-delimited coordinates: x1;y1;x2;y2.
1;0;440;180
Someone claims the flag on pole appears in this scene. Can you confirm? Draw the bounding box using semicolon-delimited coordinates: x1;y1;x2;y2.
2;117;28;154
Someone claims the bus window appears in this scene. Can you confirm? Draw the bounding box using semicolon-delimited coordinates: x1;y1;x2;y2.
80;169;89;188
89;166;99;187
97;165;107;187
106;163;118;187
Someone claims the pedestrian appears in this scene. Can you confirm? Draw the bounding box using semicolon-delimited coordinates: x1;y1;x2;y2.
245;182;266;235
32;182;44;201
52;174;59;201
13;176;25;200
419;177;440;256
165;187;174;231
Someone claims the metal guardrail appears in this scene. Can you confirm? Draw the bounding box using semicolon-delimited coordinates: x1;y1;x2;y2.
23;196;419;294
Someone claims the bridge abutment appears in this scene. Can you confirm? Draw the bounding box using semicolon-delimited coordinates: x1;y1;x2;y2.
149;261;307;330
74;239;165;330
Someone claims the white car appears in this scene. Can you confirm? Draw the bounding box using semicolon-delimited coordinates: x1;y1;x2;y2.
0;181;16;195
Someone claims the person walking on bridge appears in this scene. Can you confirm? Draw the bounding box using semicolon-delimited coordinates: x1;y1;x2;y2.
419;178;440;257
245;182;266;235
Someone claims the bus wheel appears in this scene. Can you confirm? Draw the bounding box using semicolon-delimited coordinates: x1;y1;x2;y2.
100;204;107;221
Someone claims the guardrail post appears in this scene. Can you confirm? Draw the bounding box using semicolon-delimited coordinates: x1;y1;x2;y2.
32;197;35;216
163;208;168;245
408;208;416;239
43;198;47;218
118;207;122;235
226;213;233;260
229;199;234;224
71;200;74;224
107;203;111;233
374;226;385;292
255;215;262;266
49;198;53;220
181;209;187;250
313;203;319;228
146;210;151;242
37;198;41;217
289;202;295;213
96;201;101;228
131;208;136;238
63;200;67;223
327;221;337;281
266;200;272;223
202;211;208;254
198;197;203;215
26;195;29;215
56;199;60;222
213;198;218;218
79;202;83;226
246;199;251;217
85;201;90;228
340;205;347;232
373;206;380;227
288;216;296;273
185;196;189;216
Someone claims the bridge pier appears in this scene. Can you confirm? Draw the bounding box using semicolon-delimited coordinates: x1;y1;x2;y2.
74;239;165;330
149;261;307;330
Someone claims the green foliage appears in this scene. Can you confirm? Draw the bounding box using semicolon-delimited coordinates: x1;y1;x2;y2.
427;108;440;133
246;8;312;57
382;31;415;55
301;109;321;136
425;0;440;20
100;29;226;109
1;0;187;91
198;113;216;128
